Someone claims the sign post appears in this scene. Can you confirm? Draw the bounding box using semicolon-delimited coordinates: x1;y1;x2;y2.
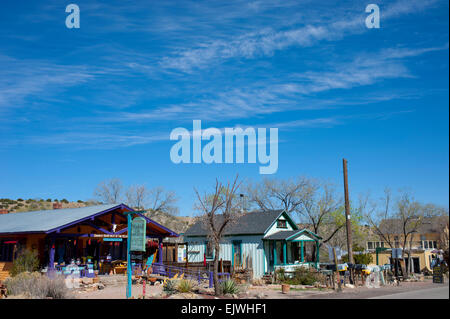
123;210;146;299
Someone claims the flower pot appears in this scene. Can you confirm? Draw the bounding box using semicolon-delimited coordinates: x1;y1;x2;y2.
281;284;290;294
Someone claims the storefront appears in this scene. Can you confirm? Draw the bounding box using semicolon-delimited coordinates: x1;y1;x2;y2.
0;203;178;280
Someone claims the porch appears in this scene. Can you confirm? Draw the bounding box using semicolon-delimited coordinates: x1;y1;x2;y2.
0;204;179;279
263;229;322;274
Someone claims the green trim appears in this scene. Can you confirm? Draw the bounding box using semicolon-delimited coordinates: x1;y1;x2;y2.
231;240;242;267
273;241;277;266
204;240;214;260
231;242;235;266
263;211;298;235
283;241;287;265
301;241;304;262
286;229;322;241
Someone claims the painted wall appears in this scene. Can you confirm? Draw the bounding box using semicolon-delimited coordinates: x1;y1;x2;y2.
185;235;267;278
369;250;436;271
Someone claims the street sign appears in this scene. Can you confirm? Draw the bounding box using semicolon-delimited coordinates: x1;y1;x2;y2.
130;217;146;252
391;248;402;259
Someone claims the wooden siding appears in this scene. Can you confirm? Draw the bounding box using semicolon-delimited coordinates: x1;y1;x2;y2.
0;262;12;282
185;235;266;278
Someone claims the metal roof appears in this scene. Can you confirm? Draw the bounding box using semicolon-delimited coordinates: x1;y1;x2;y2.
0;204;123;234
184;209;289;237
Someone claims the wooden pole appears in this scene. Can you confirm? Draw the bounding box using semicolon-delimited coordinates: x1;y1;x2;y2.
333;247;342;292
343;159;353;265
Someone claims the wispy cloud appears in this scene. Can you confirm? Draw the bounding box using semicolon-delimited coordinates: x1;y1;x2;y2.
158;0;440;72
0;54;95;112
98;44;444;124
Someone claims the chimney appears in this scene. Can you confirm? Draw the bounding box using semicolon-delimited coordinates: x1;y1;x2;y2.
53;202;63;209
0;209;9;214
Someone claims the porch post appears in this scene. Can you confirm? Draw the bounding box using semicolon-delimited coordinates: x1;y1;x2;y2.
158;237;163;264
301;241;304;263
48;237;55;277
315;240;319;269
283;241;287;265
273;241;277;266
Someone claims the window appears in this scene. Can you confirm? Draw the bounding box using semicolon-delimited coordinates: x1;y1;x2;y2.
0;240;16;262
367;241;386;250
205;241;213;259
277;219;287;229
421;240;438;250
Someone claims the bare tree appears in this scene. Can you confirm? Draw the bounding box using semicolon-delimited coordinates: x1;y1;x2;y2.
365;189;439;276
294;179;344;260
245;177;307;213
195;175;242;296
125;185;148;210
94;178;123;204
146;187;179;216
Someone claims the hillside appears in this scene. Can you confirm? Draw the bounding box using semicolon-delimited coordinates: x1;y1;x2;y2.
0;198;98;213
0;198;195;234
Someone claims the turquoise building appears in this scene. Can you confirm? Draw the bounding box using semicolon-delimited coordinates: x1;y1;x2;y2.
183;210;322;279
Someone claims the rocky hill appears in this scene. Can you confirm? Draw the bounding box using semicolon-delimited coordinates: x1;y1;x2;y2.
0;198;195;234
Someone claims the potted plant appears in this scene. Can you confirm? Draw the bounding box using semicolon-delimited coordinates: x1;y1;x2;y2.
281;283;290;294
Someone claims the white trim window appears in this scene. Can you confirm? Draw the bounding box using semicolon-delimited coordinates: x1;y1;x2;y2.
367;241;385;250
420;240;437;249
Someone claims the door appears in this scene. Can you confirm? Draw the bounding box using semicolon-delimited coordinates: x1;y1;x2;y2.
233;241;241;267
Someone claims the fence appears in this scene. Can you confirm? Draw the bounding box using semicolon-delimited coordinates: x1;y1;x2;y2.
152;262;230;288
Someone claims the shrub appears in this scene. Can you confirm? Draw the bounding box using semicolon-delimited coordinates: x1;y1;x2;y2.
354;253;373;265
11;249;40;277
276;267;323;286
46;199;52;202
220;279;239;295
4;272;71;299
61;199;69;203
177;279;194;293
163;279;177;295
342;252;373;265
275;268;287;282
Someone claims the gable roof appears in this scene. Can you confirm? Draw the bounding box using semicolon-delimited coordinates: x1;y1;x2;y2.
0;203;178;237
184;209;296;237
264;228;322;241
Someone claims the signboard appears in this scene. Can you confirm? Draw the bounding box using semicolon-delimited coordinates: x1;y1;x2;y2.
130;217;146;252
391;248;402;259
93;234;127;238
103;237;123;242
178;244;187;262
432;265;444;284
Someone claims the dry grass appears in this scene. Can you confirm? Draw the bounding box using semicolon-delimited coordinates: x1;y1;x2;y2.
4;272;73;299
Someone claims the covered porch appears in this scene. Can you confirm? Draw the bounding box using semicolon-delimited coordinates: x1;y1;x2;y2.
0;204;179;279
263;229;322;273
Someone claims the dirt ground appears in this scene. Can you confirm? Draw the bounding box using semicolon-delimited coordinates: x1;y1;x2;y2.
75;278;447;299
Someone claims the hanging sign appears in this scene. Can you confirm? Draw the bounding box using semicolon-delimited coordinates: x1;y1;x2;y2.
130;217;146;252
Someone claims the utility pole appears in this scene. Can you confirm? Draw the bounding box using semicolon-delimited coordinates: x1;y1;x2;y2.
343;159;353;264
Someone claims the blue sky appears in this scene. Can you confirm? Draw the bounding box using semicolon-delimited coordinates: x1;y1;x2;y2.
0;0;448;216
